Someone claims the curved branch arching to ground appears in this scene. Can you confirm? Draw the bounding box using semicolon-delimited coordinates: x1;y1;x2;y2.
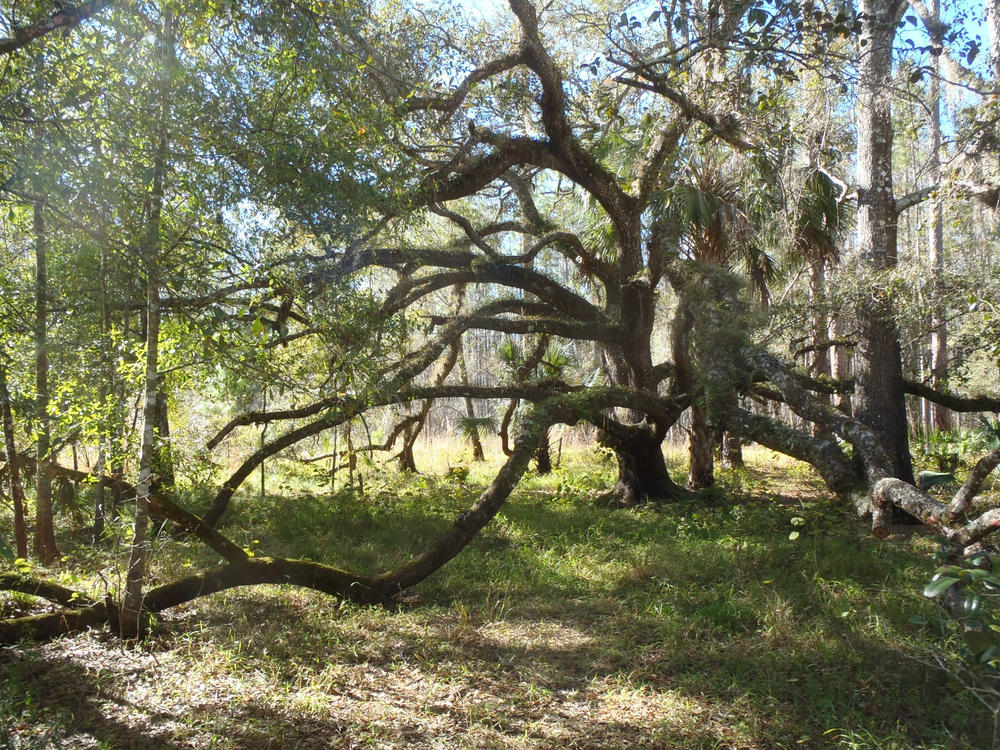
0;388;661;644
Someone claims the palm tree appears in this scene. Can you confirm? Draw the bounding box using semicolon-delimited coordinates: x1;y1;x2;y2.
495;336;572;474
665;156;778;488
792;168;851;377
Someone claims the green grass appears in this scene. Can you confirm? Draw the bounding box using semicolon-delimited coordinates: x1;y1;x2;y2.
0;444;993;748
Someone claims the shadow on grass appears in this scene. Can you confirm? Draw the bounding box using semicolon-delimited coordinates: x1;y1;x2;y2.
1;645;185;749
0;638;367;749
1;465;987;748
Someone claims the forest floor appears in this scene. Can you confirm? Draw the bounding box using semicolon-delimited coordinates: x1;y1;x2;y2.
1;444;997;749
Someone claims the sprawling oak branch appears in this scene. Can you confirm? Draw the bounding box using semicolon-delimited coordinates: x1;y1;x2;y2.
903;380;1000;413
2;389;678;643
28;456;249;563
725;406;861;496
507;0;641;250
0;572;94;607
947;446;1000;521
404;54;525;118
0;0;112;55
745;349;893;481
613;75;757;151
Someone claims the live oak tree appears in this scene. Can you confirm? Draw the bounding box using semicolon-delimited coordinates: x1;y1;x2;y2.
2;0;1000;642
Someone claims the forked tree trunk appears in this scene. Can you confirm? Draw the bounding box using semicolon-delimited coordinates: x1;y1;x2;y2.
599;420;686;506
398;422;418;473
499;336;548;458
0;361;28;558
594;295;686;505
33;201;59;563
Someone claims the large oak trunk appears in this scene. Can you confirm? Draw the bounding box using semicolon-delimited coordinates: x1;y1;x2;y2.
599;421;685;506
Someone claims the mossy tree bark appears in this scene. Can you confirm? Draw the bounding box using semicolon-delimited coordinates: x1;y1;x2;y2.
687;404;715;489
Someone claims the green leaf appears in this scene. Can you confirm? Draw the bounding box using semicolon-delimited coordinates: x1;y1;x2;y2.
963;629;994;658
979;645;999;666
959;568;991;582
934;565;965;577
968;552;992;568
923;576;959;598
790;516;806;527
788;531;800;541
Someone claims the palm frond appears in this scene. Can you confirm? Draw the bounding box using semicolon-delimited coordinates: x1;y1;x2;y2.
457;416;497;442
496;337;520;371
540;342;573;377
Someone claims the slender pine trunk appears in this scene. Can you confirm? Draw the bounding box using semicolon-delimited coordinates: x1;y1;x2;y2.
33;201;59;563
927;0;951;432
0;360;28;558
121;11;171;637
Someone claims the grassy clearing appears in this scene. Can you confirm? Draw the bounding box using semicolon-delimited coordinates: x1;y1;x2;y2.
0;445;993;748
